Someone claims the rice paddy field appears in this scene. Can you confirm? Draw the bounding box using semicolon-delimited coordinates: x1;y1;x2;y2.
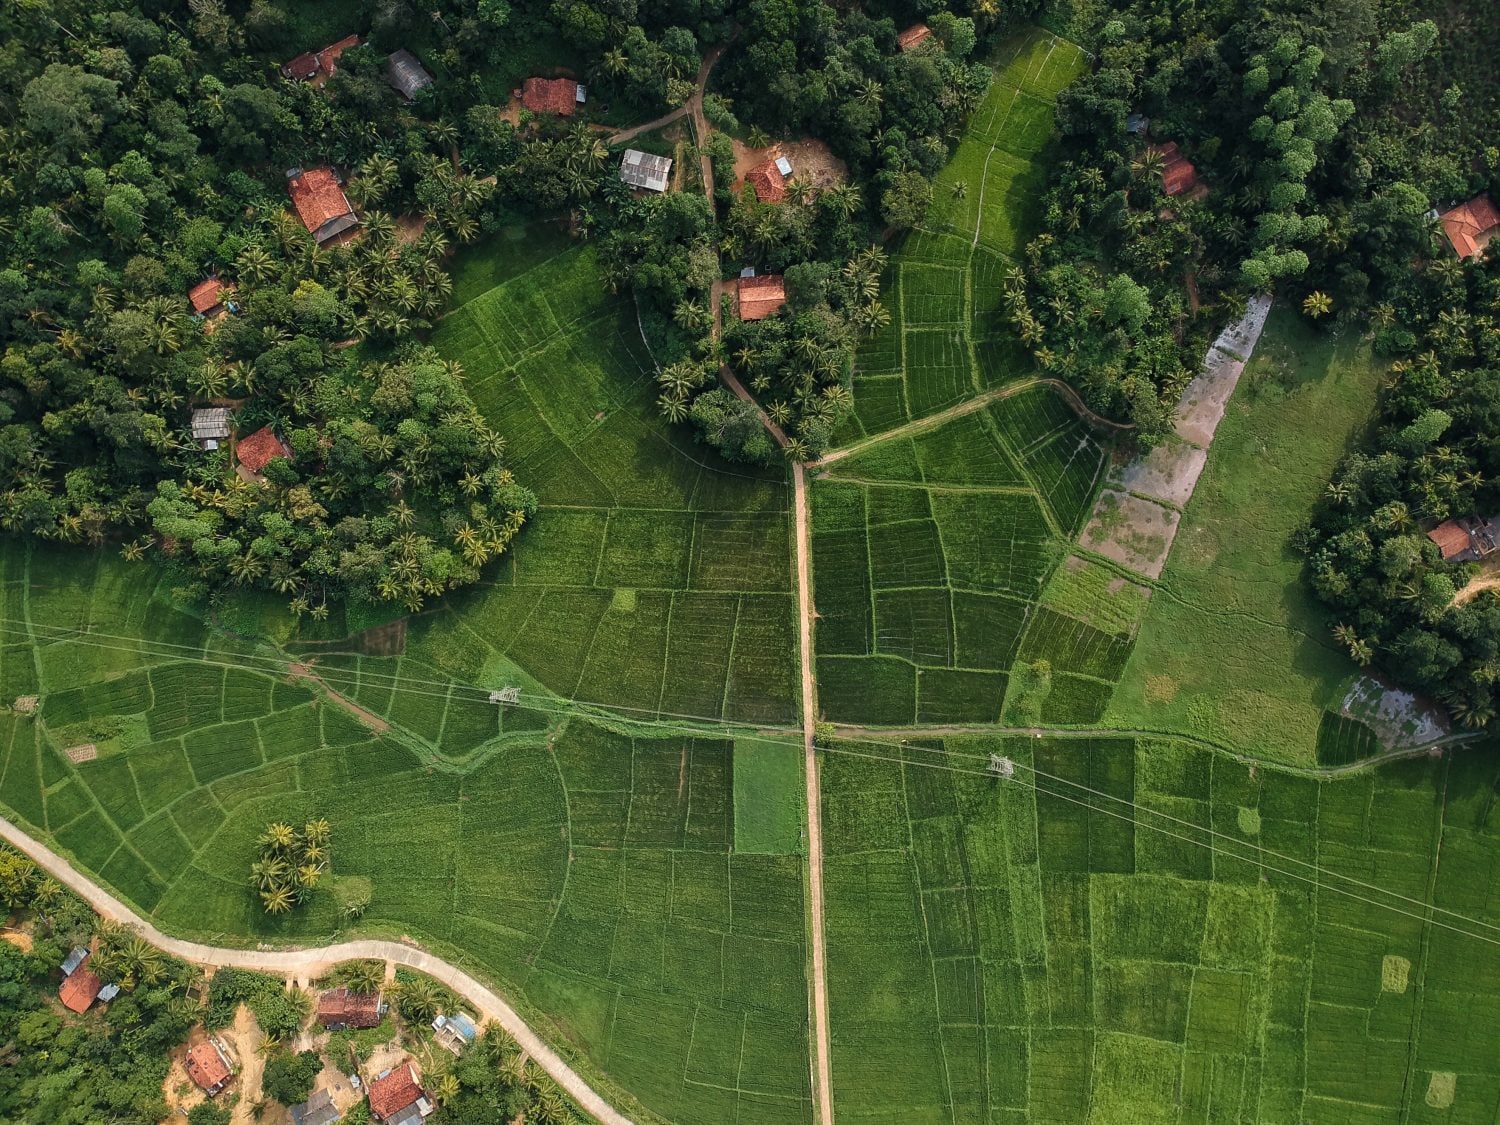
0;22;1490;1125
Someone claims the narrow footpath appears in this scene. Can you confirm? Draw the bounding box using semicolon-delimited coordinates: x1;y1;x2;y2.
0;815;630;1125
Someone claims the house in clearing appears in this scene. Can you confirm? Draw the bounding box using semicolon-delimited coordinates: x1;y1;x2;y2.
521;77;585;115
1151;140;1204;198
898;24;932;51
317;986;384;1030
620;148;673;193
191;407;231;450
431;1011;479;1055
287;167;360;245
188;277;235;318
186;1039;234;1096
736;274;787;321
236;425;294;480
282;35;362;83
1428;516;1500;563
290;1087;343;1125
368;1061;433;1125
59;946;104;1014
745;155;791;204
386;50;434;100
1439;195;1500;260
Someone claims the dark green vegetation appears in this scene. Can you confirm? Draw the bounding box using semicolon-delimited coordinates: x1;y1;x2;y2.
821;732;1500;1122
0;539;807;1124
1109;308;1378;765
247;817;331;915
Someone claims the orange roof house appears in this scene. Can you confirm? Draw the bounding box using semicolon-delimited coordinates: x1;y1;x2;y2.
522;77;582;115
282;35;362;82
736;275;787;321
369;1061;428;1122
236;426;293;475
186;1041;233;1095
317;987;383;1030
1440;195;1500;260
287;168;359;244
898;25;932;51
188;278;234;316
745;160;787;204
59;966;103;1013
1152;141;1202;198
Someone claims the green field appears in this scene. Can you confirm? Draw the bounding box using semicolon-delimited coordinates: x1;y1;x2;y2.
1106;309;1379;765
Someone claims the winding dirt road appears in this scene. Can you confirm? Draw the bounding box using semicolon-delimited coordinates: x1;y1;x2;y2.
0;815;630;1125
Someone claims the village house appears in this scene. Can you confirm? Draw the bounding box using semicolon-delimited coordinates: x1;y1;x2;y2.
386;50;434;100
186;1038;235;1096
1427;516;1500;563
188;277;235;318
431;1011;478;1055
59;945;106;1013
287;167;360;245
521;77;585;116
736;274;787;321
290;1087;343;1125
282;35;361;83
1439;195;1500;260
620;149;673;193
368;1061;433;1125
191;407;231;451
317;986;384;1031
898;24;932;51
236;425;294;481
1151;140;1204;198
745;154;793;204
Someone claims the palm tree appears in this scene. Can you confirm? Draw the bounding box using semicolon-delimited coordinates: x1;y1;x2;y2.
784;438;809;463
430;1073;461;1105
345;960;384;995
261;885;294;915
951;181;968;200
1302;291;1333;319
673;300;710;334
395;977;441;1023
658;393;690;423
260;822;297;852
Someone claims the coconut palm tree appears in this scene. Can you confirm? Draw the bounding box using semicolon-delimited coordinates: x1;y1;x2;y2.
1302;291;1333;319
430;1073;461;1105
261;886;294;915
395;977;441;1022
260;822;298;852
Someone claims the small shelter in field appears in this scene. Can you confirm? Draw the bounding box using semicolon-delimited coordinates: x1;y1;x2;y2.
188;277;235;318
431;1011;478;1055
186;1038;234;1096
236;426;293;478
1428;516;1500;562
1151;141;1203;198
620;149;673;193
287;167;360;245
521;77;585;115
745;156;789;204
736;274;787;321
386;50;434;100
368;1061;432;1124
191;407;232;450
898;24;932;51
317;986;384;1030
290;1087;343;1125
1439;195;1500;260
282;35;362;82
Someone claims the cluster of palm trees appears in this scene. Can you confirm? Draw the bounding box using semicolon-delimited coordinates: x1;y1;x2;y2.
250;819;330;915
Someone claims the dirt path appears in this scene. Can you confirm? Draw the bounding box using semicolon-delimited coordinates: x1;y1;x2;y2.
1451;556;1500;606
0;816;630;1125
607;45;725;148
719;367;791;447
815;377;1131;469
289;661;390;734
791;463;835;1125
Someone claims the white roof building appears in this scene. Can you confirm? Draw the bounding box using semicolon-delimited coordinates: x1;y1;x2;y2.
775;155;793;177
620;149;673;192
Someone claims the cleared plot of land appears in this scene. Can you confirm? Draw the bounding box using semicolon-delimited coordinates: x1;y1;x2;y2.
1107;309;1379;765
0;542;811;1125
838;29;1089;445
424;244;798;726
822;733;1500;1124
811;384;1108;727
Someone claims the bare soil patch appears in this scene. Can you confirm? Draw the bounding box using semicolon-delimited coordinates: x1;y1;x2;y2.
1115;436;1207;509
1451;555;1500;607
64;743;98;764
289;663;390;734
1342;673;1449;749
12;696;36;714
1079;490;1181;580
395;214;428;244
2;927;33;952
731;137;847;190
357;619;408;657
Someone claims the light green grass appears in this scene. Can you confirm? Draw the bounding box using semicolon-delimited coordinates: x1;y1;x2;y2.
732;737;805;855
1106;309;1379;764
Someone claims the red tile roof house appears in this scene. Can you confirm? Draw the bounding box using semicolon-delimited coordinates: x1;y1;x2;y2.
188;277;235;317
236;426;293;480
317;987;383;1030
1440;195;1500;260
186;1040;234;1096
368;1061;433;1125
1151;141;1203;198
282;35;362;83
521;77;583;116
745;159;788;204
287;167;360;245
736;274;787;321
59;964;103;1013
898;24;933;51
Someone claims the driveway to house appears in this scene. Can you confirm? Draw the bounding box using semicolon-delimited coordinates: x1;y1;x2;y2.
0;815;631;1125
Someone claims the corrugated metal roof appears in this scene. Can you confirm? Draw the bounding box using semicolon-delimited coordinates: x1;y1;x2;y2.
620;149;673;192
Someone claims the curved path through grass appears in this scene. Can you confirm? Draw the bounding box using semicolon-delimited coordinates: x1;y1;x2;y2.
0;813;631;1125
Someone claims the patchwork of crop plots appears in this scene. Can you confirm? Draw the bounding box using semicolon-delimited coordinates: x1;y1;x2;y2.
812;383;1109;727
839;29;1089;444
0;542;809;1124
428;245;798;727
821;733;1500;1123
